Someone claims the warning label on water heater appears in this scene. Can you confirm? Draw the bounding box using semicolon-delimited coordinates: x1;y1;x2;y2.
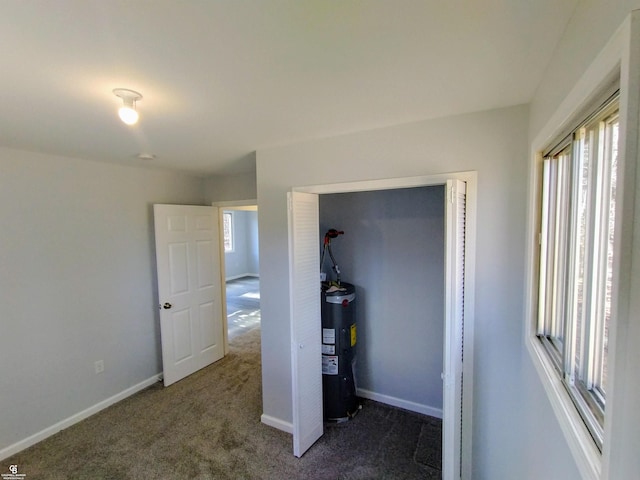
322;344;335;355
322;355;338;375
322;328;335;344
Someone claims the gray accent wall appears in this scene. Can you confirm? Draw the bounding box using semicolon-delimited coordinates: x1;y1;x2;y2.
319;187;444;414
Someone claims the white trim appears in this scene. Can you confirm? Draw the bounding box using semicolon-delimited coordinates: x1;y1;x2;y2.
293;171;474;195
212;199;258;209
601;10;640;480
527;340;601;480
357;388;443;419
260;414;293;434
460;177;477;480
216;207;230;356
531;35;624;152
0;374;162;461
525;13;635;480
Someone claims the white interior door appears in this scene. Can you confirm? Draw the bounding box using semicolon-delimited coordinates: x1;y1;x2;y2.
443;179;467;479
154;204;225;387
288;191;324;457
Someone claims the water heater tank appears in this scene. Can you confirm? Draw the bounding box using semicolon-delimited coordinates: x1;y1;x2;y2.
321;282;359;422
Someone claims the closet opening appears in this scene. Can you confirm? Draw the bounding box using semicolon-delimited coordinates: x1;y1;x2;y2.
288;172;476;479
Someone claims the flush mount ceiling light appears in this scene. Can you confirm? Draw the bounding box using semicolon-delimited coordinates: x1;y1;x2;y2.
113;88;142;125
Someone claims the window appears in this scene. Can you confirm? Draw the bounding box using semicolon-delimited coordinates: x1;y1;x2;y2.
223;212;234;252
537;93;619;451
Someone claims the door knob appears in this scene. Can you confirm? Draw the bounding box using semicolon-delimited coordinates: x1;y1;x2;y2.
163;302;172;309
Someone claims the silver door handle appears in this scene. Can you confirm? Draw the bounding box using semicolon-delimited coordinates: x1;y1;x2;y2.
163;302;172;309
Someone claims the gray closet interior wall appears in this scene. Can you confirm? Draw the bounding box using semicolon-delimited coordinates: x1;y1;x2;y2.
319;185;445;413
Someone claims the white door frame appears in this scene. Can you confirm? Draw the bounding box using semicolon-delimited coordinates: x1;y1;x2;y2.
443;178;469;479
212;199;258;355
290;172;476;477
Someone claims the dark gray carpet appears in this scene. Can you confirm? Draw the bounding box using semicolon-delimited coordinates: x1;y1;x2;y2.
414;418;443;470
2;327;441;479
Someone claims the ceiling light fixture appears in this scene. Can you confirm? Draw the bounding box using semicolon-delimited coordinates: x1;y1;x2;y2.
113;88;142;125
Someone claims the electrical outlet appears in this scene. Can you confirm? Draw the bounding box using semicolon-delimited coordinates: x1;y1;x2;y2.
94;360;104;374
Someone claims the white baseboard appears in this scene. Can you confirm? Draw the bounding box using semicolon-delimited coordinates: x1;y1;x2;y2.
357;388;443;419
261;414;293;434
258;392;440;438
0;374;162;461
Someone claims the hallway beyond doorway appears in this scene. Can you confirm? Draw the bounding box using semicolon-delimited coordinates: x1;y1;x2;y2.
226;276;260;340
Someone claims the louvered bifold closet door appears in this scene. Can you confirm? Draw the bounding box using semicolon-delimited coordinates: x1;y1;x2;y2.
443;179;467;479
288;191;324;457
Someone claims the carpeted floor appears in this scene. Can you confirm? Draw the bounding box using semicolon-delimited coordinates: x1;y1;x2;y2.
226;277;261;340
1;327;441;479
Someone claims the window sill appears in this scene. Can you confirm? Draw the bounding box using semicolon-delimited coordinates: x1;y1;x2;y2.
526;335;601;480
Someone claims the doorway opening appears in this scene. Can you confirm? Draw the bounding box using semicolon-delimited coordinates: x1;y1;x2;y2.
213;201;260;350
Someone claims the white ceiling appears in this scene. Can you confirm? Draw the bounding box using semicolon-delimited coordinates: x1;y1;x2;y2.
0;1;578;176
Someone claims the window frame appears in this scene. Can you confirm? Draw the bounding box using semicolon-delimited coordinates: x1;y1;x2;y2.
223;211;234;253
537;99;619;452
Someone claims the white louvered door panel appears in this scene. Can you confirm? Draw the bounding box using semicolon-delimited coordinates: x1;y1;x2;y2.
288;191;324;457
443;180;466;479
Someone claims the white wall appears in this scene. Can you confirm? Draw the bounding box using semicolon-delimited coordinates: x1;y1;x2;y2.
528;3;640;478
0;148;204;454
203;169;257;203
530;0;640;138
319;187;444;415
257;104;548;478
